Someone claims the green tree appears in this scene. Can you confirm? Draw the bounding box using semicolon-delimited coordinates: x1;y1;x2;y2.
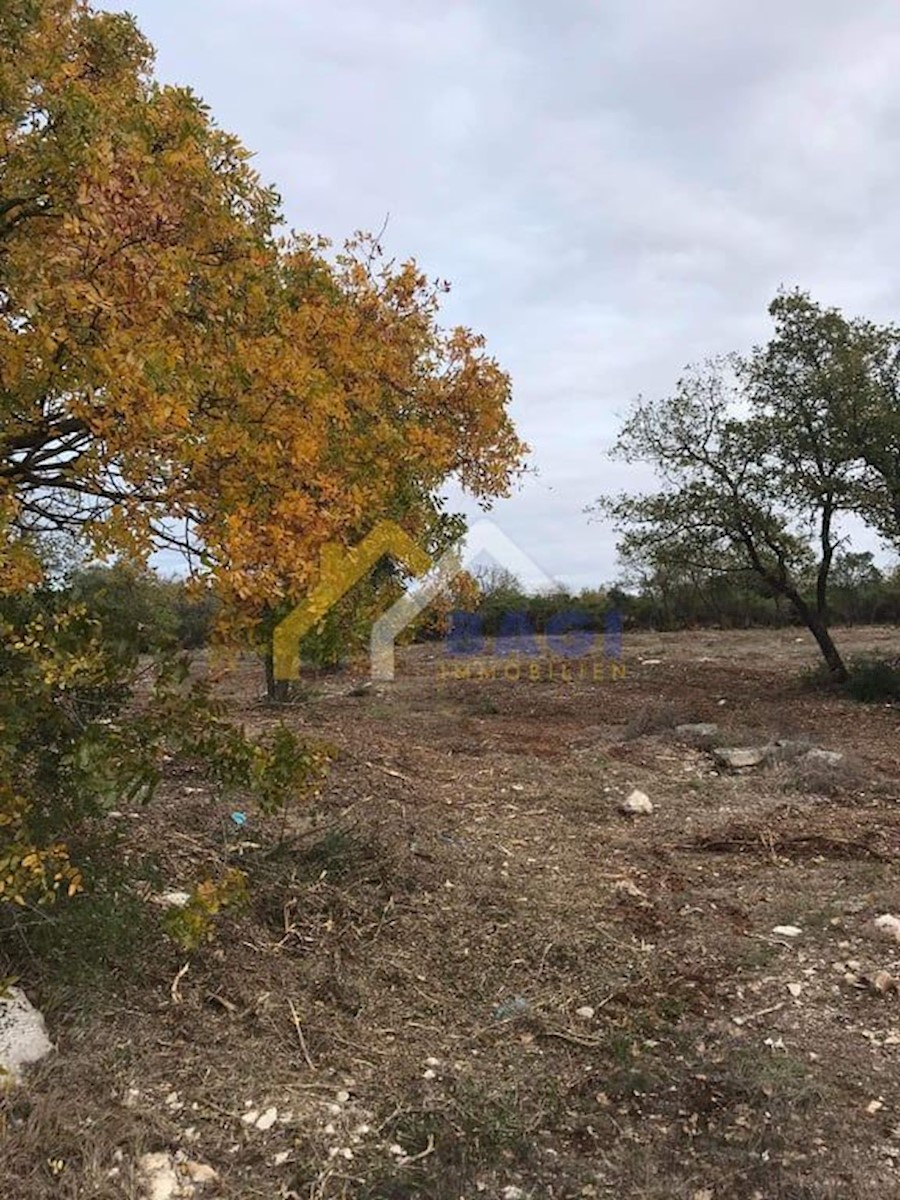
67;562;178;653
594;339;855;680
758;293;900;548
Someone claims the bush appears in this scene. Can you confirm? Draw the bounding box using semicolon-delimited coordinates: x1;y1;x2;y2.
623;702;693;741
67;563;179;654
171;582;219;649
843;657;900;703
0;588;329;912
66;564;218;653
778;754;871;798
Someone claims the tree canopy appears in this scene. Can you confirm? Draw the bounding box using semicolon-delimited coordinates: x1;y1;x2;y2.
595;291;900;682
1;0;526;616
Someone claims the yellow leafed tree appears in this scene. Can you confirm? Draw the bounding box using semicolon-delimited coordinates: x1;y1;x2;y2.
0;0;525;907
1;0;524;602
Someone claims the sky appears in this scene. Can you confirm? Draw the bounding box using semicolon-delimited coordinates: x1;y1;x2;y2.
106;0;900;589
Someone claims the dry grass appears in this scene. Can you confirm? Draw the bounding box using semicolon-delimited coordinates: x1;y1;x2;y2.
2;626;900;1198
622;700;697;740
777;752;876;799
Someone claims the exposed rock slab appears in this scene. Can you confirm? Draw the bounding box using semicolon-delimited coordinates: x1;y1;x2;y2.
712;747;766;770
676;723;719;739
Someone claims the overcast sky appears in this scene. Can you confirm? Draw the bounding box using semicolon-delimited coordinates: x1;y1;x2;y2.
108;0;900;589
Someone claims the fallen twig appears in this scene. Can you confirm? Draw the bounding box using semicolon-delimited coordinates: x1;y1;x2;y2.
678;833;893;862
170;962;189;1005
732;1000;786;1027
539;1026;606;1048
400;1134;436;1164
206;992;238;1014
366;761;415;783
287;997;315;1070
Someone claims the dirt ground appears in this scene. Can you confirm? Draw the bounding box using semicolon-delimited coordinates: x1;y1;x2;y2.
3;625;900;1199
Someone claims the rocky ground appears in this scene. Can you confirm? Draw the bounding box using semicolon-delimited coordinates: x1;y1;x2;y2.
2;625;900;1199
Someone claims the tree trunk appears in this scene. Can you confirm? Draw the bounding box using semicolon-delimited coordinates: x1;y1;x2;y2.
263;648;289;702
807;615;848;681
786;590;848;682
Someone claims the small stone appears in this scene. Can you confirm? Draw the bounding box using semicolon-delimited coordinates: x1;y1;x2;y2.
871;971;898;995
273;1151;290;1166
502;1188;526;1200
713;747;766;770
241;1110;259;1126
156;890;191;910
576;1006;595;1020
0;987;53;1084
787;982;803;998
867;1099;885;1115
802;748;844;767
136;1152;179;1200
422;1068;436;1080
876;915;900;943
184;1161;218;1186
620;790;653;815
335;1089;350;1103
255;1107;278;1131
772;925;802;938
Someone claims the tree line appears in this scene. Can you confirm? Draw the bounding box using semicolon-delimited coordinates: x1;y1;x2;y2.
41;543;898;663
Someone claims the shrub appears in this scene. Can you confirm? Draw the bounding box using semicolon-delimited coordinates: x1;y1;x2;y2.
67;563;178;654
163;868;250;951
623;702;692;741
843;657;900;703
779;754;870;798
66;564;218;653
0;591;329;912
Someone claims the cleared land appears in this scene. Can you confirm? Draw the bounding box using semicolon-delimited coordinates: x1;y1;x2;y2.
3;625;900;1199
